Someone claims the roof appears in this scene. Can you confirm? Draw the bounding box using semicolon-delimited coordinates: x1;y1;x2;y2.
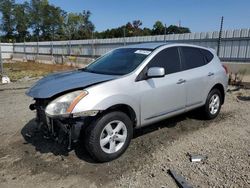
120;42;213;52
121;42;172;50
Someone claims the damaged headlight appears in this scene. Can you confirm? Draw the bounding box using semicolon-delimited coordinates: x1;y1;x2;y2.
45;90;88;117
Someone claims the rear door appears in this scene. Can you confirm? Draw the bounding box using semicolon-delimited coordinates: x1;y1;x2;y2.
139;47;186;125
179;47;210;109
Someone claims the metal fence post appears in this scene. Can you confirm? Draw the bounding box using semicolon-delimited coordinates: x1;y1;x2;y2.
230;30;234;60
69;40;72;56
0;42;3;76
51;41;53;57
13;41;15;54
217;16;224;56
245;29;250;60
36;38;39;60
123;28;126;46
164;24;167;42
236;29;242;60
24;40;27;61
92;32;94;58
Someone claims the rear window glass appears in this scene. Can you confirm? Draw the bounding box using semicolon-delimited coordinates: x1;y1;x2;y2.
200;49;214;63
181;47;206;70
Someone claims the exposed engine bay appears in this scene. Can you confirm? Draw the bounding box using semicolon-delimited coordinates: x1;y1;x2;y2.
30;99;85;150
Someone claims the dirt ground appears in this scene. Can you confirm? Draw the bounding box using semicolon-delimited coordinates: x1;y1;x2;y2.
3;62;76;81
0;80;250;188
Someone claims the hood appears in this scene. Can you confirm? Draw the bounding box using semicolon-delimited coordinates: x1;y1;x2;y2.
26;70;119;99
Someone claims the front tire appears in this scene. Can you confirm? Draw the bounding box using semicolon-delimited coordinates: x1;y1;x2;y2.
204;88;222;120
85;111;133;162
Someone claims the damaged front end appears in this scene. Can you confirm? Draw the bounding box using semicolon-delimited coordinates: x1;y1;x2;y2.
30;99;84;150
25;70;117;150
29;92;99;150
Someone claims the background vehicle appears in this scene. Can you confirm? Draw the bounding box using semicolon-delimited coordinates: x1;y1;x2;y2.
27;43;228;162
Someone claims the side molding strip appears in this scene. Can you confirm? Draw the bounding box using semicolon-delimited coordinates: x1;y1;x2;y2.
145;106;185;120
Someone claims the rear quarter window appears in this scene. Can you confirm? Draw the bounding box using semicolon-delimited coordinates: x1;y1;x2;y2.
200;49;214;63
181;47;206;70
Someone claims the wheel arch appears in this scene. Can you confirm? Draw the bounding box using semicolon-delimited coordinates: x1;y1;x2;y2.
103;104;137;127
210;83;225;104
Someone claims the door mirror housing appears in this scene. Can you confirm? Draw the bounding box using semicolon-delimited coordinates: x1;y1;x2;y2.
147;67;165;78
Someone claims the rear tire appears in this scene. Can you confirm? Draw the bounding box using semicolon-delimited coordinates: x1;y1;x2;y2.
85;111;133;162
203;88;222;120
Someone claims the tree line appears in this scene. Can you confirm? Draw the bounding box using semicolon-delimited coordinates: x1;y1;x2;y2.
0;0;191;42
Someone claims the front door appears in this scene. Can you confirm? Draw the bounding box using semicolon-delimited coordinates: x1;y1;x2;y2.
138;47;186;125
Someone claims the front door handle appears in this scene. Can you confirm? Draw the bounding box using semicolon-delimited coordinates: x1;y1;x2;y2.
177;79;186;84
208;72;214;76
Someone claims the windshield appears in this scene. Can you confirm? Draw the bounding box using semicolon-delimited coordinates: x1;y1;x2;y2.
83;48;152;75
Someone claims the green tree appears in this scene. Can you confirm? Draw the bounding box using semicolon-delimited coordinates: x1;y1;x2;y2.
64;11;94;40
29;0;66;41
41;4;65;40
125;22;134;37
152;21;165;35
132;20;143;36
132;20;142;29
1;1;191;42
64;12;82;40
166;25;191;34
29;0;44;40
77;10;95;39
0;0;15;41
142;27;151;36
13;1;30;42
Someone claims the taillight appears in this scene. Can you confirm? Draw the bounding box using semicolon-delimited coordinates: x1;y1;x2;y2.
222;64;228;74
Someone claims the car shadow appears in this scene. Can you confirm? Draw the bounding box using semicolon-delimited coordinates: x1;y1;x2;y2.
21;119;70;156
21;110;204;163
133;114;185;138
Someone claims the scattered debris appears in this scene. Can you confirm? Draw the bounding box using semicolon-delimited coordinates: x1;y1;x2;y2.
242;82;250;90
60;156;64;161
228;69;246;86
227;86;241;92
12;177;17;180
25;133;32;138
1;75;11;84
168;169;193;188
149;173;155;178
237;96;250;101
43;135;50;139
187;153;207;162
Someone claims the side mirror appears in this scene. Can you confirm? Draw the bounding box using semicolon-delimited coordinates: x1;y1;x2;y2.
147;67;165;78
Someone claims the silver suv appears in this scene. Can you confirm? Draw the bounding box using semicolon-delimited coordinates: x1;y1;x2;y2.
27;43;228;162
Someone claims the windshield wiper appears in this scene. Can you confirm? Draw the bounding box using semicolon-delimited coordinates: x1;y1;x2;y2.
80;68;123;76
80;68;96;73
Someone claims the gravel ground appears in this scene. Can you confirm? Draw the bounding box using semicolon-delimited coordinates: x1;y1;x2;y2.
0;81;249;188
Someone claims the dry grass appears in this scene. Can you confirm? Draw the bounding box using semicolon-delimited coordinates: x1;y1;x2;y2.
3;61;76;81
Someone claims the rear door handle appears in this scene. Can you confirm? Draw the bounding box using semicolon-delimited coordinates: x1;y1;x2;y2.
208;72;214;76
177;79;186;84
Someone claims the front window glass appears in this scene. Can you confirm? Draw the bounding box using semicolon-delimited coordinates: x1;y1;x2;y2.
147;47;181;74
83;48;152;75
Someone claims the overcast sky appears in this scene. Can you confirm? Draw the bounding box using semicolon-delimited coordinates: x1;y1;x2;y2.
15;0;250;32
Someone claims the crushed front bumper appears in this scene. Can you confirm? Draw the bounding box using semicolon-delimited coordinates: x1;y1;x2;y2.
30;100;87;150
